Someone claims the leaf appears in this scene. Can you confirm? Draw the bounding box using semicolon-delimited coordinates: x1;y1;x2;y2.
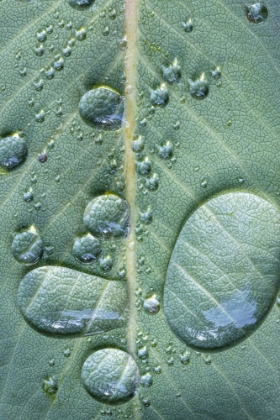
1;1;280;419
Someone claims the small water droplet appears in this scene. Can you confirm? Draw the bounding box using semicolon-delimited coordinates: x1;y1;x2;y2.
79;86;124;130
143;295;160;314
200;180;208;188
64;348;71;357
48;359;55;367
162;58;181;84
138;346;148;359
54;58;64;71
72;234;101;264
37;30;47;43
132;136;144;153
0;134;27;170
38;153;48;163
42;376;58;396
35;110;45;123
23;190;34;202
137;158;152;175
67;0;95;10
145;174;159;191
12;226;43;265
34;80;44;91
189;74;209;100
180;351;191;365
182;19;193;32
140;373;153;387
99;255;113;271
81;349;139;404
76;27;87;41
246;3;268;23
154;365;162;374
83;194;130;238
150;84;169;106
158;141;173;159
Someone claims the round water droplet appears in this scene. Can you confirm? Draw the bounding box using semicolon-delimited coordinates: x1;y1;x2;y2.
81;349;139;405
99;255;113;271
143;295;160;314
132;136;144;153
182;19;193;32
164;192;280;351
137;158;151;175
12;226;43;265
23;190;34;202
150;84;169;106
158;141;173;159
79;87;124;130
189;74;209;100
38;153;47;163
140;373;153;387
64;348;71;357
0;134;27;170
83;194;130;238
72;234;101;264
162;59;181;84
246;3;268;23
138;346;148;359
67;0;95;10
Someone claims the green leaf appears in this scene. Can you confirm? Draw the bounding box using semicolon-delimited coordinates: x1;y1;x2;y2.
1;1;280;419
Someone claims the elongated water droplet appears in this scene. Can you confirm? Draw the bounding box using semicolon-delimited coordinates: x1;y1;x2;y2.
0;134;27;170
17;266;128;336
83;194;129;238
81;349;139;405
164;192;280;351
246;3;268;23
79;87;124;130
72;234;101;264
12;226;43;265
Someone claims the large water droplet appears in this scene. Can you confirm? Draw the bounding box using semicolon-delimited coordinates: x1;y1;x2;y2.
81;349;139;405
83;194;130;238
0;134;27;170
246;3;268;23
66;0;95;10
79;87;124;130
72;234;101;264
12;226;43;265
17;266;128;336
188;74;209;100
164;192;280;351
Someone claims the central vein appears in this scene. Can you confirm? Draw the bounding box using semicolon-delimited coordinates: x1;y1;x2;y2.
124;0;139;358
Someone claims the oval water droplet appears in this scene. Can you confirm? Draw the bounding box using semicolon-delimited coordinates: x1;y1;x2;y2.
12;226;43;265
17;266;128;336
79;87;124;130
188;74;209;100
81;349;139;405
67;0;95;11
164;192;280;351
0;134;27;170
72;234;101;264
143;295;160;314
246;3;268;23
150;84;169;106
83;194;130;238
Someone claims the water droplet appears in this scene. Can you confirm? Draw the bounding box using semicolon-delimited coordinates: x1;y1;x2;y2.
162;59;181;84
211;66;222;83
83;194;130;238
38;153;47;163
17;266;128;336
54;58;64;71
138;346;148;359
164;192;280;351
145;174;159;191
150;84;169;106
48;359;55;367
180;351;191;365
200;180;207;188
35;44;44;57
103;26;110;36
0;134;27;170
81;349;139;405
158;140;173;159
37;30;47;43
67;0;95;10
143;295;160;314
72;234;101;264
140;373;153;387
137;158;151;176
246;3;268;23
64;348;71;357
35;110;45;123
189;74;209;100
42;376;58;396
34;80;44;91
154;365;162;374
182;19;193;32
132;136;144;153
76;27;87;41
99;255;113;271
12;226;43;265
140;208;153;224
79;86;124;131
23;190;34;202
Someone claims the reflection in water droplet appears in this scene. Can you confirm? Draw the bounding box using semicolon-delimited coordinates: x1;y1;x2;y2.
83;194;130;238
0;134;27;170
246;3;268;23
66;0;95;10
81;349;139;405
162;59;181;84
150;84;169;107
79;87;124;130
72;234;101;264
17;266;128;336
164;192;280;351
189;74;209;100
12;226;43;265
143;295;160;314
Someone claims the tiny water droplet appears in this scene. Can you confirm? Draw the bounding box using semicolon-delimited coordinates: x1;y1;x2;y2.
12;226;43;265
138;346;148;359
64;348;71;357
37;30;47;43
42;376;58;396
0;134;27;170
23;190;34;202
76;27;87;41
158;141;173;159
180;351;191;365
48;359;55;367
189;74;209;100
150;84;169;106
132;136;144;153
79;86;124;130
137;158;152;176
182;19;193;32
99;255;113;271
140;373;153;387
162;58;181;84
67;0;95;10
246;3;268;23
200;180;208;188
35;110;45;123
38;153;48;163
143;295;160;314
72;234;101;264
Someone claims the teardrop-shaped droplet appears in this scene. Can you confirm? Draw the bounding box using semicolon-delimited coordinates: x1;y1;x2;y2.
17;266;128;336
81;349;139;405
83;194;130;238
164;192;280;351
0;134;28;170
79;86;124;130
